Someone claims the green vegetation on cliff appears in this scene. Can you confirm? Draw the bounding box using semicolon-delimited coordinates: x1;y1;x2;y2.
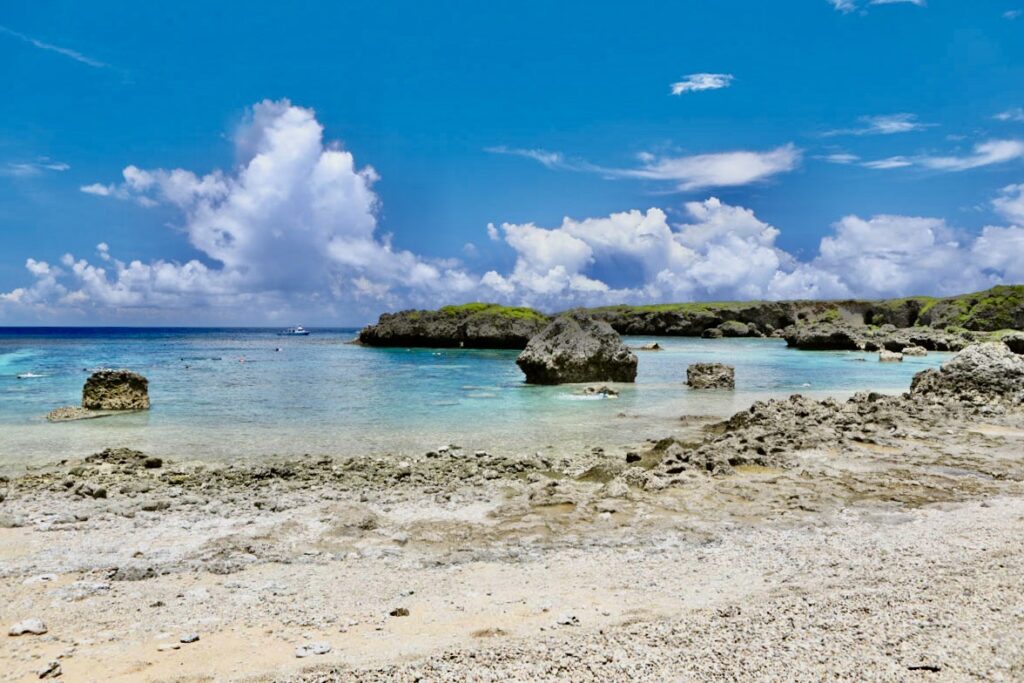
437;302;548;322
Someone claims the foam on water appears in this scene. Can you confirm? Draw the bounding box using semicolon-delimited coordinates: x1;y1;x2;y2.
0;328;949;469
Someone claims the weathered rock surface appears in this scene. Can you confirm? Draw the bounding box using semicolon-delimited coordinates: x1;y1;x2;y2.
82;370;149;411
686;363;735;389
516;314;638;384
902;345;928;356
656;343;1024;478
357;304;549;349
46;406;103;422
783;322;972;352
8;618;47;636
1004;332;1024;355
878;349;903;362
910;342;1024;402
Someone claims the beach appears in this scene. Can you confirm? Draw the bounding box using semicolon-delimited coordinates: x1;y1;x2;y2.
3;341;1024;681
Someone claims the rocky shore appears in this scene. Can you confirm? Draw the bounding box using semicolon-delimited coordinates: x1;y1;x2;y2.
2;344;1024;681
356;285;1024;351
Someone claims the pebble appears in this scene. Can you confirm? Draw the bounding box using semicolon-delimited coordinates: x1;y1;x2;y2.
295;642;331;658
157;643;181;652
37;660;61;679
556;613;579;626
389;607;410;617
8;618;48;636
180;633;200;643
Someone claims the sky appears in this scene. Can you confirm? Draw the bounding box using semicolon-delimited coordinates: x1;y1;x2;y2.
1;1;1024;325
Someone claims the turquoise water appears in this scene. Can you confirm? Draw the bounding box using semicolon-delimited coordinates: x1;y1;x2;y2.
0;328;949;469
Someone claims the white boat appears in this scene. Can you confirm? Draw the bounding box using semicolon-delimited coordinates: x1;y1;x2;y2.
279;326;310;336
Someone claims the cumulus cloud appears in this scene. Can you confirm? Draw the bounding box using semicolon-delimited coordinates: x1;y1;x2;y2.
5;99;475;322
476;199;1020;308
3;100;1022;323
993;184;1024;224
670;73;734;95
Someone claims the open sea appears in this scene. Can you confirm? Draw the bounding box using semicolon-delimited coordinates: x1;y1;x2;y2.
0;327;949;472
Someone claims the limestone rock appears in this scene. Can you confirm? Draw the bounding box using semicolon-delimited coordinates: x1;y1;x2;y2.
8;618;47;636
879;349;903;362
911;343;1024;401
516;314;637;384
901;345;928;357
686;363;735;389
82;370;150;411
1004;332;1024;355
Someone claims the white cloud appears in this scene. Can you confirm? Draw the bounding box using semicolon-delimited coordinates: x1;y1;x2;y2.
820;153;860;165
862;140;1024;172
3;101;1021;323
1005;10;1023;20
484;146;569;169
994;108;1024;122
862;156;914;169
823;113;932;137
488;141;801;191
831;0;925;12
1;159;70;177
0;24;108;68
7;99;475;322
611;144;801;191
993;184;1024;224
670;73;734;95
919;139;1024;171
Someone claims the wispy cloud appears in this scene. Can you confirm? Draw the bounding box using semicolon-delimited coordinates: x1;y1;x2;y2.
669;73;734;95
819;153;861;165
823;113;932;137
484;146;573;170
862;139;1024;172
489;142;801;191
0;24;108;68
612;145;801;190
830;0;926;12
1005;10;1023;20
1;159;70;177
995;108;1024;122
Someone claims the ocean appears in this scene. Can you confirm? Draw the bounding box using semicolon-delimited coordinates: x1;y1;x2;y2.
0;327;948;471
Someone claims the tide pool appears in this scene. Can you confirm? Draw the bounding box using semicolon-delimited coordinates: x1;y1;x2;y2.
0;328;948;469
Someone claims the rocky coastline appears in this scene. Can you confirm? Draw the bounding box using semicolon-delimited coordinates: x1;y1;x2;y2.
356;285;1024;352
3;343;1024;680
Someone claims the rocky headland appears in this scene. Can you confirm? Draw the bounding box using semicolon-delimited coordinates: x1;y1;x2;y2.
356;285;1024;353
3;343;1024;681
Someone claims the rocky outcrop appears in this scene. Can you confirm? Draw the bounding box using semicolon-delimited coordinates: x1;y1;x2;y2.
1004;332;1024;355
783;322;862;350
516;314;637;384
686;363;735;389
902;345;928;357
653;344;1024;478
910;343;1024;403
357;304;549;349
783;322;973;352
879;350;903;362
46;406;105;422
82;370;150;411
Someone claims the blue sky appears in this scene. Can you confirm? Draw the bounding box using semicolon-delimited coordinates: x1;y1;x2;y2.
2;1;1024;324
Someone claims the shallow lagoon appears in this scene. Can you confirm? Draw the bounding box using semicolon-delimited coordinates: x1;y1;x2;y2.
0;328;948;468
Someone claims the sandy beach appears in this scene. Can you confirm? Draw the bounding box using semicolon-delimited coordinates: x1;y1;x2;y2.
3;350;1024;681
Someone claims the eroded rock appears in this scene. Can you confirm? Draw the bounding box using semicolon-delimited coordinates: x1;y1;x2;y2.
686;363;735;389
516;314;637;384
82;370;150;411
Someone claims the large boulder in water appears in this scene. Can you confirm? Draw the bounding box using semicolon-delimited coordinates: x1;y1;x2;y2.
686;363;735;389
82;370;150;410
516;314;637;384
910;343;1024;401
783;322;862;350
